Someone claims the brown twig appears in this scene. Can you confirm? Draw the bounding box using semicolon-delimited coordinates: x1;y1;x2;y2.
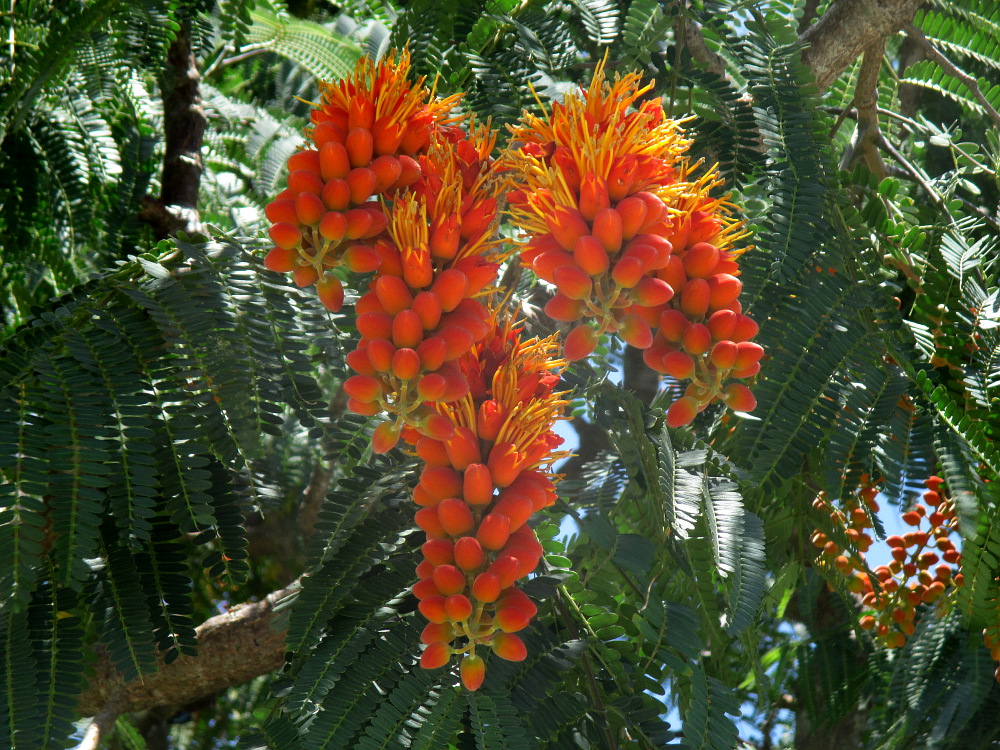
841;39;887;178
552;588;619;750
77;700;121;750
796;0;822;36
902;22;1000;131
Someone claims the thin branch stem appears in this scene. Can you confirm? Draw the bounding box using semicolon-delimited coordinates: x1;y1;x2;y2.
844;39;887;177
77;702;120;750
218;44;271;68
902;22;1000;130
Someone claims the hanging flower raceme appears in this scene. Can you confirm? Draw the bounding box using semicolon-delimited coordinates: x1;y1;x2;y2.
404;312;568;691
501;61;762;426
262;50;460;311
645;171;762;427
341;122;509;452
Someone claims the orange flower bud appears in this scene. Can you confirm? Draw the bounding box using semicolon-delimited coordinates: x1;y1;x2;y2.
723;384;756;413
611;256;644;288
708;274;743;310
680;278;711;317
666;396;699;427
415;506;446;538
320;141;351;181
420;641;451;669
492;632;527;662
592;208;624;252
472;572;502;603
432;564;467;596
422;539;454;565
683;242;721;278
269;222;302;251
321;178;351;210
553;265;593;300
454;536;485;571
370;154;402;191
547;206;591;251
682;324;712;356
418;596;449;625
345;127;374;167
371;421;401;453
488;555;520;589
460;654;486;691
488;442;523;487
477;513;511;551
445;427;482;470
288;149;321;174
347;168;377;204
564;324;598;361
464;463;494;507
316;273;345;311
288;168;324;195
579;173;610;220
572;235;610;275
264;246;298;273
616;196;648;240
430;269;467;312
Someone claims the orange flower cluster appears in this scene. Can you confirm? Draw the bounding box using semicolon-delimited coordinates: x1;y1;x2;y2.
404;315;568;690
341;122;508;450
262;51;459;311
814;477;963;648
501;61;761;426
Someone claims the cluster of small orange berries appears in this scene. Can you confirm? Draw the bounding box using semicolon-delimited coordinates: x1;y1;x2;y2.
814;477;962;649
404;316;567;690
262;51;460;312
810;482;878;579
501;61;761;426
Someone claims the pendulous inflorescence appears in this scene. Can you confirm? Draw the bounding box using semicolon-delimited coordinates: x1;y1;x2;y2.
405;314;567;690
341;120;508;452
500;61;762;426
262;50;460;312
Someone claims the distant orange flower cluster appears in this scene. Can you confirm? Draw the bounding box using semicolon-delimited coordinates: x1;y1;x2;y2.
813;476;963;649
263;51;760;690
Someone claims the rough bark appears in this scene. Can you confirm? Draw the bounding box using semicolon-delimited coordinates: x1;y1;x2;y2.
140;21;207;239
77;581;295;718
799;0;924;92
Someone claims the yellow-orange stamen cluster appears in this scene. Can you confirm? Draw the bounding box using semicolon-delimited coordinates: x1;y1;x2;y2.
501;61;762;426
403;312;569;690
342;121;511;450
262;50;460;311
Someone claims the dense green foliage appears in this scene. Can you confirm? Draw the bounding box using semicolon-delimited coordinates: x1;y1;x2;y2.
2;0;1000;748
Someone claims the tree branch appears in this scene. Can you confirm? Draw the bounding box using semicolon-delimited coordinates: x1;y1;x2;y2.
799;0;923;92
681;16;726;79
840;39;888;178
77;581;296;718
143;20;207;240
